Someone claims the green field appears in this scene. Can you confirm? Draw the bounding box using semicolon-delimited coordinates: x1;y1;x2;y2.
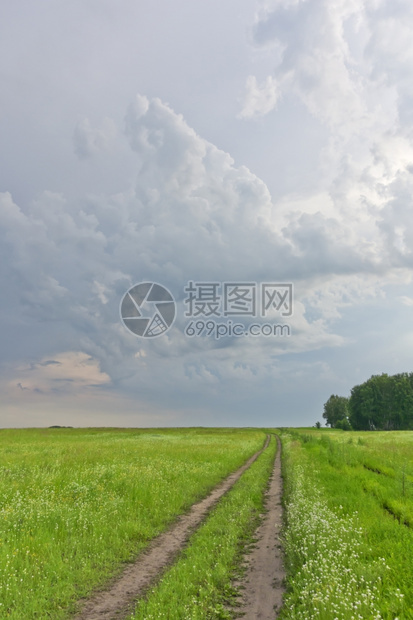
279;428;413;619
4;426;413;619
0;427;265;618
128;434;277;620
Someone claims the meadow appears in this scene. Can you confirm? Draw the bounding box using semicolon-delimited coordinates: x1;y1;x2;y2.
0;427;265;619
5;425;413;619
128;434;277;620
279;428;413;619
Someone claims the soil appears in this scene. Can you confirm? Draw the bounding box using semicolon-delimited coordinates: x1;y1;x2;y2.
234;434;285;619
74;435;270;620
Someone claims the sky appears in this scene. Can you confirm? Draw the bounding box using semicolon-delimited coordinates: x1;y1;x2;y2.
1;0;413;428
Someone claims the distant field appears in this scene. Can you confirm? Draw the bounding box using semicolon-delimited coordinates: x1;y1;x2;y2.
0;427;265;619
280;428;413;619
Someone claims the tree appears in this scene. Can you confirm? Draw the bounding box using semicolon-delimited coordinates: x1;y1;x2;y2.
335;417;352;430
348;382;374;430
315;421;321;429
323;395;350;428
349;372;413;430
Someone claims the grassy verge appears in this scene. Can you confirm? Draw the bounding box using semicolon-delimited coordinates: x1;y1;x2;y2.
0;427;265;619
127;434;277;620
280;430;412;619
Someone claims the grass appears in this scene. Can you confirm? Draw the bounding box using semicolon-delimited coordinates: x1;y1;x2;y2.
127;434;277;620
10;425;413;618
0;427;265;619
280;429;413;619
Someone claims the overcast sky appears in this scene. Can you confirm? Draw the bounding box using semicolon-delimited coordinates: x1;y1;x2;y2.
2;0;413;428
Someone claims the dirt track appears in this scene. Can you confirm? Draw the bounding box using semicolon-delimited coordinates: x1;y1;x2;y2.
74;436;270;620
235;434;285;619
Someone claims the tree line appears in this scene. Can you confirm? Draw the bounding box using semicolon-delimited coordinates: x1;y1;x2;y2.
322;372;413;430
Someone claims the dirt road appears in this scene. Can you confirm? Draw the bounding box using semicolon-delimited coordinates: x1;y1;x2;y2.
74;436;270;620
235;434;285;619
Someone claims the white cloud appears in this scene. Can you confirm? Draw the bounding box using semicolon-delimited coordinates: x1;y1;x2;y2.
245;0;413;275
239;75;280;119
246;0;411;149
399;296;413;307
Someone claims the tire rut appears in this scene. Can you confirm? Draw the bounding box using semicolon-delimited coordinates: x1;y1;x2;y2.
234;434;285;619
73;435;270;620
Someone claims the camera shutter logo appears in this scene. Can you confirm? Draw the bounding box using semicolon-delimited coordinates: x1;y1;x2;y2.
120;282;176;338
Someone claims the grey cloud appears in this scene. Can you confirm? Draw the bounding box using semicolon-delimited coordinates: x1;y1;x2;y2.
40;360;62;366
2;1;413;425
73;118;117;160
1;94;412;421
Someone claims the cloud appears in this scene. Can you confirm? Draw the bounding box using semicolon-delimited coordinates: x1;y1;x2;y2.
11;352;110;394
239;75;280;119
249;0;368;128
2;91;413;421
400;296;413;307
1;96;403;317
73;117;117;159
242;0;413;270
244;0;413;154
